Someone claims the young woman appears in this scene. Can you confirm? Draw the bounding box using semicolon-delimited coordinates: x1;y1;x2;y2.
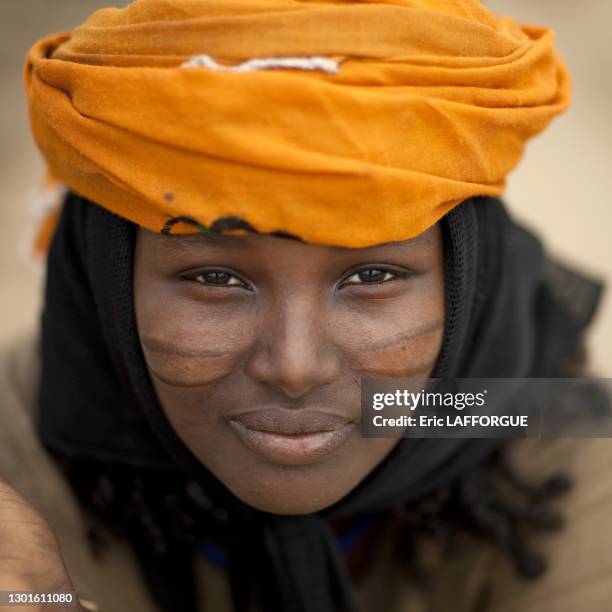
0;0;608;611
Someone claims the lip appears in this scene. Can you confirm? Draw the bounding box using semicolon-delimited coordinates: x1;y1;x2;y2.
227;408;356;466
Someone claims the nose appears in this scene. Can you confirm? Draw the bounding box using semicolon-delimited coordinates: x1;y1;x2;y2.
245;297;342;399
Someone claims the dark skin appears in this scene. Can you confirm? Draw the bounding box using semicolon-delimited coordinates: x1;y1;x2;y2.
0;224;445;594
133;225;445;514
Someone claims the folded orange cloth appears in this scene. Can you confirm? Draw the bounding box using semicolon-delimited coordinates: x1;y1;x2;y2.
25;0;571;249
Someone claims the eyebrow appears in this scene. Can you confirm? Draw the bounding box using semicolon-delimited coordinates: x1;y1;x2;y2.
152;232;230;258
150;225;435;258
329;228;434;253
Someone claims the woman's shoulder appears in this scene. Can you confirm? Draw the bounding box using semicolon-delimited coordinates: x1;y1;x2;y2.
429;437;612;612
361;435;612;612
484;436;612;612
0;330;159;612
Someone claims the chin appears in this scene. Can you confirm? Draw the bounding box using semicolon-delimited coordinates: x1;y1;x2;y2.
232;482;353;515
213;460;365;515
187;430;398;515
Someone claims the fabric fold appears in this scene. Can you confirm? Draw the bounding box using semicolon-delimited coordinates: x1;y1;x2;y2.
25;0;571;249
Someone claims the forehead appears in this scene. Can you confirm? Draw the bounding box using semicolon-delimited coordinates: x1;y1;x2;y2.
136;224;442;260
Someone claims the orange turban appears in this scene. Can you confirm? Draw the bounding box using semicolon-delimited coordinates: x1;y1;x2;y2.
25;0;571;249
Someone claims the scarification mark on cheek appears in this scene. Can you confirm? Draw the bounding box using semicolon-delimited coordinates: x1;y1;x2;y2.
140;335;229;359
148;363;231;389
347;322;444;378
356;319;444;351
140;336;242;388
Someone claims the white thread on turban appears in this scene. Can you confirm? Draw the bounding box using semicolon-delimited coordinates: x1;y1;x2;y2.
181;54;339;74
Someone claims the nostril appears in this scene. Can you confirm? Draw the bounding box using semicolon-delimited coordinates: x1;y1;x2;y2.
246;343;341;399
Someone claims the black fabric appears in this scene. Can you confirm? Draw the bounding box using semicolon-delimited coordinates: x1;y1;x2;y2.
37;193;604;612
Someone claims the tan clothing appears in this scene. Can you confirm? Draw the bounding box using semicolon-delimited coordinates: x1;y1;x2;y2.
1;330;611;612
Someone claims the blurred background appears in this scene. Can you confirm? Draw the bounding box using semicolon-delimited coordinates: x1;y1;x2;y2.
1;0;611;373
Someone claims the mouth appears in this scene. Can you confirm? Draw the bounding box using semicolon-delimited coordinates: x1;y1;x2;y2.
227;408;356;466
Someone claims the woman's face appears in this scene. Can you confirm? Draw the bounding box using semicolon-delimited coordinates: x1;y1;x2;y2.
133;226;445;514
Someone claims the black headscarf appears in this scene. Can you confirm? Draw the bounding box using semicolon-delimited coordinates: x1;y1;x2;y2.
37;193;603;612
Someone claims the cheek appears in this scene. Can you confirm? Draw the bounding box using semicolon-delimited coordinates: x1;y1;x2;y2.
335;276;445;377
347;327;444;377
134;281;257;387
149;376;222;433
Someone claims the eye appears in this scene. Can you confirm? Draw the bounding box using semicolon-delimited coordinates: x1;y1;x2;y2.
182;269;251;289
340;267;407;287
